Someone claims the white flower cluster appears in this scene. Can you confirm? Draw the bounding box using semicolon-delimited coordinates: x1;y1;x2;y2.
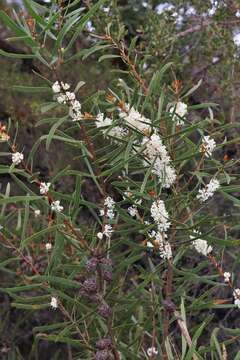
200;135;216;157
159;238;172;260
147;241;154;248
52;81;82;121
233;30;240;48
12;152;23;165
191;231;212;256
147;346;158;357
52;81;70;93
100;196;115;220
128;205;138;217
223;271;231;283
96;113;112;128
103;224;113;238
98;196;116;239
169;101;188;126
45;242;52;251
150;199;171;232
34;209;41;217
38;179;63;214
118;104;151;133
148;231;173;260
197;178;220;202
233;288;240;308
51;200;63;213
95;113;128;139
149;200;172;260
50;296;58;309
142;133;176;188
39;182;51;195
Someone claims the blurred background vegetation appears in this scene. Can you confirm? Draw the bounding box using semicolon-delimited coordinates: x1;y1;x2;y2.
0;0;240;359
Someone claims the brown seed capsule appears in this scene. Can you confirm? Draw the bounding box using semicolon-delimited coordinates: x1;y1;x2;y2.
96;338;112;350
103;270;113;282
98;303;112;318
86;257;99;272
100;258;113;267
95;350;109;360
83;277;97;293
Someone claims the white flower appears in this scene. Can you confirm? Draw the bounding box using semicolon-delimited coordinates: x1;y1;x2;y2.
147;241;154;248
141;135;176;188
61;82;70;90
69;108;82;121
52;81;61;93
106;209;115;219
151;158;177;188
103;224;113;238
128;206;138;217
103;196;115;220
159;241;172;259
12;152;24;165
96;113;113;128
233;288;240;308
97;232;103;240
147;346;158;357
212;56;219;64
141;134;176;188
71;99;81;110
151;199;171;232
118;104;151;133
236;10;240;18
155;3;175;15
233;30;240;47
86;20;95;32
51;200;63;213
52;81;70;94
234;298;240;308
65;91;75;101
57;94;67;104
34;209;41;217
200;135;216;157
99;209;105;216
104;196;115;208
150;231;172;259
169;101;188;125
39;182;51;195
95;113;128;140
103;6;110;13
142;134;170;162
45;243;52;251
50;296;58;309
223;272;231;283
108;126;129;139
197;178;220;202
185;6;197;16
191;231;212;256
69;99;82;121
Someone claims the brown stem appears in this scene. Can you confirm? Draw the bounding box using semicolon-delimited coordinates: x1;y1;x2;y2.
107;314;120;360
162;259;173;359
105;35;148;95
